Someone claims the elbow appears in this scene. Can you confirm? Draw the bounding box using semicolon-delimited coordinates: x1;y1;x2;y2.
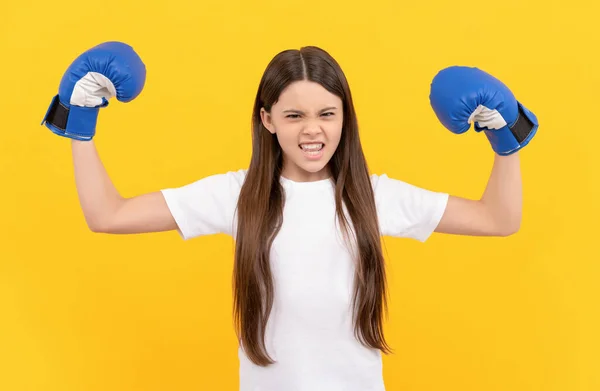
89;224;105;233
499;227;519;237
88;222;105;233
86;217;111;233
498;220;521;237
489;208;521;237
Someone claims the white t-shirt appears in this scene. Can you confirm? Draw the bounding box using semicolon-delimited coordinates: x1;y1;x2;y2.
160;170;449;391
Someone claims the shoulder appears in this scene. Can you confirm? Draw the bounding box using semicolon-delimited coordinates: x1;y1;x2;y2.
369;172;448;211
370;173;413;195
215;168;247;189
159;169;248;239
206;168;247;183
161;168;247;201
189;168;247;192
370;173;389;187
369;173;449;241
229;168;248;182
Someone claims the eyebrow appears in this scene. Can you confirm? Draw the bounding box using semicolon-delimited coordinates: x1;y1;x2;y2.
282;107;339;114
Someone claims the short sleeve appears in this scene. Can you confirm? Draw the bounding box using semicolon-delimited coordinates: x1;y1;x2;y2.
160;169;246;240
371;174;449;242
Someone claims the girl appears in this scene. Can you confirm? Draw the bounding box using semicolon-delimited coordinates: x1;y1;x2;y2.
45;42;536;391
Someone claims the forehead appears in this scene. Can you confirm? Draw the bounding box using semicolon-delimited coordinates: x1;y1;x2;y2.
275;80;341;109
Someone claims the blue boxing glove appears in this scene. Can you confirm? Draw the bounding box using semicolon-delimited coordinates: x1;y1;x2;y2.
429;66;538;155
42;41;146;141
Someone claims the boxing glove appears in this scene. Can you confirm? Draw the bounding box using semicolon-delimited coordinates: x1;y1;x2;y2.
41;41;146;141
429;66;538;155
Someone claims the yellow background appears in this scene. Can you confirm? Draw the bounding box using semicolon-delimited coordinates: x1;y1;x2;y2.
2;0;598;390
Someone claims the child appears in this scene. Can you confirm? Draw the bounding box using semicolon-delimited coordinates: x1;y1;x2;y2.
42;42;538;391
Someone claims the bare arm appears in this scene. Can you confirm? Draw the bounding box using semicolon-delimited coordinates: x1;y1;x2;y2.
72;140;177;234
435;152;522;236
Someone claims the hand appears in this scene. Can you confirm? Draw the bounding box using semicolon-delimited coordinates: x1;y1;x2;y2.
429;66;538;155
41;41;146;141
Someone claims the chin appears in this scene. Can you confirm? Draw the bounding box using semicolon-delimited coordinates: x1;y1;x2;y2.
282;159;328;177
301;163;328;173
281;146;335;176
297;157;332;173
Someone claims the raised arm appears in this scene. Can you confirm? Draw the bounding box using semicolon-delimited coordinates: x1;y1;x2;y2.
428;66;538;237
72;140;176;234
435;152;521;236
41;42;176;234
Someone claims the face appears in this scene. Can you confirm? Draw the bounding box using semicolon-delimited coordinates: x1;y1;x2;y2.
260;80;343;182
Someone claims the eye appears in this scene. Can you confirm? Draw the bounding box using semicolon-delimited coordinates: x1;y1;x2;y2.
322;112;334;117
286;114;300;119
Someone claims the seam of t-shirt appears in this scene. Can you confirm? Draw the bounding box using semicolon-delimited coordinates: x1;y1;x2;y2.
161;189;192;240
418;192;449;242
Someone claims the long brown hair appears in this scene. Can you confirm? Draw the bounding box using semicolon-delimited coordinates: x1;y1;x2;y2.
233;46;392;366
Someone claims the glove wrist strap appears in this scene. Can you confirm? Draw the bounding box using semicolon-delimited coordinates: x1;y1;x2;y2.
482;102;539;155
509;102;537;144
41;95;100;141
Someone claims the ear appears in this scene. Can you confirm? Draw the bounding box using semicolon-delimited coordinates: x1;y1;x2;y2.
260;107;276;134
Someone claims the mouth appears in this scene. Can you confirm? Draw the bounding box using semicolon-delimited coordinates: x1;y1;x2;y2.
298;143;325;151
298;143;325;159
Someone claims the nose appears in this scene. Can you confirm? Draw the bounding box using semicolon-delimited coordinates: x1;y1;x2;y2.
302;119;323;135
